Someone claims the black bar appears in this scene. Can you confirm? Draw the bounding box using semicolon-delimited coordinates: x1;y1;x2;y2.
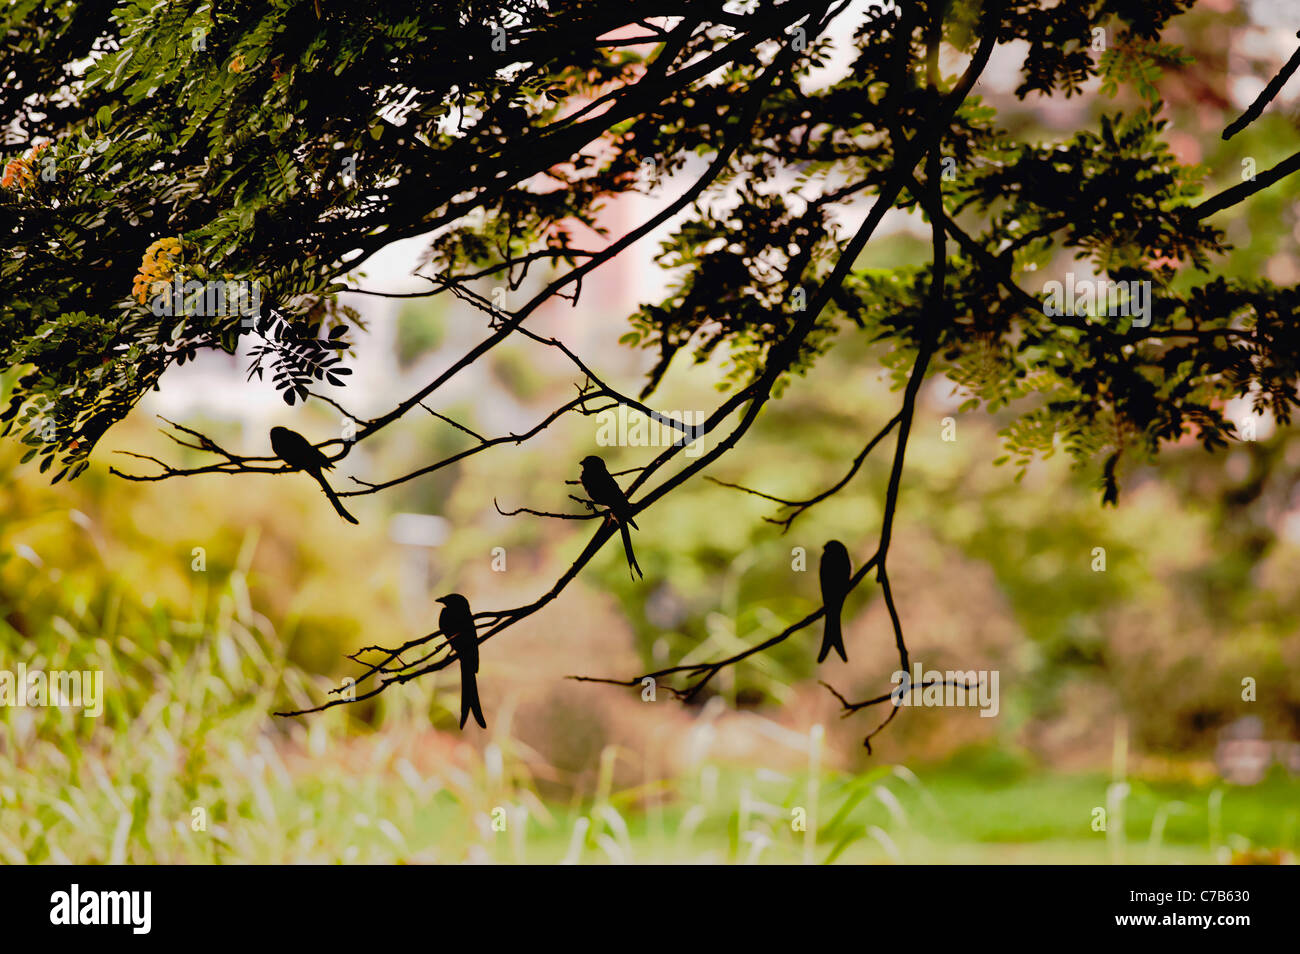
0;864;1284;941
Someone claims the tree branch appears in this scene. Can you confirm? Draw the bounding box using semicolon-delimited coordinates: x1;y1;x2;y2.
704;411;902;532
1222;31;1300;140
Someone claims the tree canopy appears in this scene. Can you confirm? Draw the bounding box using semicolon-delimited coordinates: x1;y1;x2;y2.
3;0;1297;744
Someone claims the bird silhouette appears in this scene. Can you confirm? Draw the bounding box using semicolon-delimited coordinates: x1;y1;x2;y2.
579;454;642;580
818;540;851;663
269;426;358;524
437;593;486;729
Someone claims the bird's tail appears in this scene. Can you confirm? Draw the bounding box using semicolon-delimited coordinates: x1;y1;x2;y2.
818;603;847;663
314;471;359;524
619;520;643;580
459;669;487;729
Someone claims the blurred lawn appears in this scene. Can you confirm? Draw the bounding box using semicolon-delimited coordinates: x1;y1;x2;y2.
2;536;1292;863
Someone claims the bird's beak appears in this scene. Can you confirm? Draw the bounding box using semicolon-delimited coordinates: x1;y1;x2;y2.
435;597;449;605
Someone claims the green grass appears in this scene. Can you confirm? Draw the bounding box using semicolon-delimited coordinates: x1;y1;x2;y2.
3;526;1296;864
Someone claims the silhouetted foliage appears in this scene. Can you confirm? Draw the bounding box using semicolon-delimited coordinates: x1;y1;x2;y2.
3;0;1296;740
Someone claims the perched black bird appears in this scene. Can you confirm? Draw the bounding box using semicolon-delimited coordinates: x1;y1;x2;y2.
437;593;486;729
269;426;358;524
579;454;642;580
818;540;851;663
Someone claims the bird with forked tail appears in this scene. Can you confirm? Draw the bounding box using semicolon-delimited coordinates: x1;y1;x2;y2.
437;592;486;729
578;454;643;580
270;426;358;524
818;539;851;663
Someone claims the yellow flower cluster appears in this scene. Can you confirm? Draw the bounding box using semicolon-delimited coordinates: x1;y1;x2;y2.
1;141;48;190
132;237;185;304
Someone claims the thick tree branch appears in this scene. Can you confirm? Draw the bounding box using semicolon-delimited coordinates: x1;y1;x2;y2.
1222;32;1300;140
563;2;999;748
1187;149;1300;222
